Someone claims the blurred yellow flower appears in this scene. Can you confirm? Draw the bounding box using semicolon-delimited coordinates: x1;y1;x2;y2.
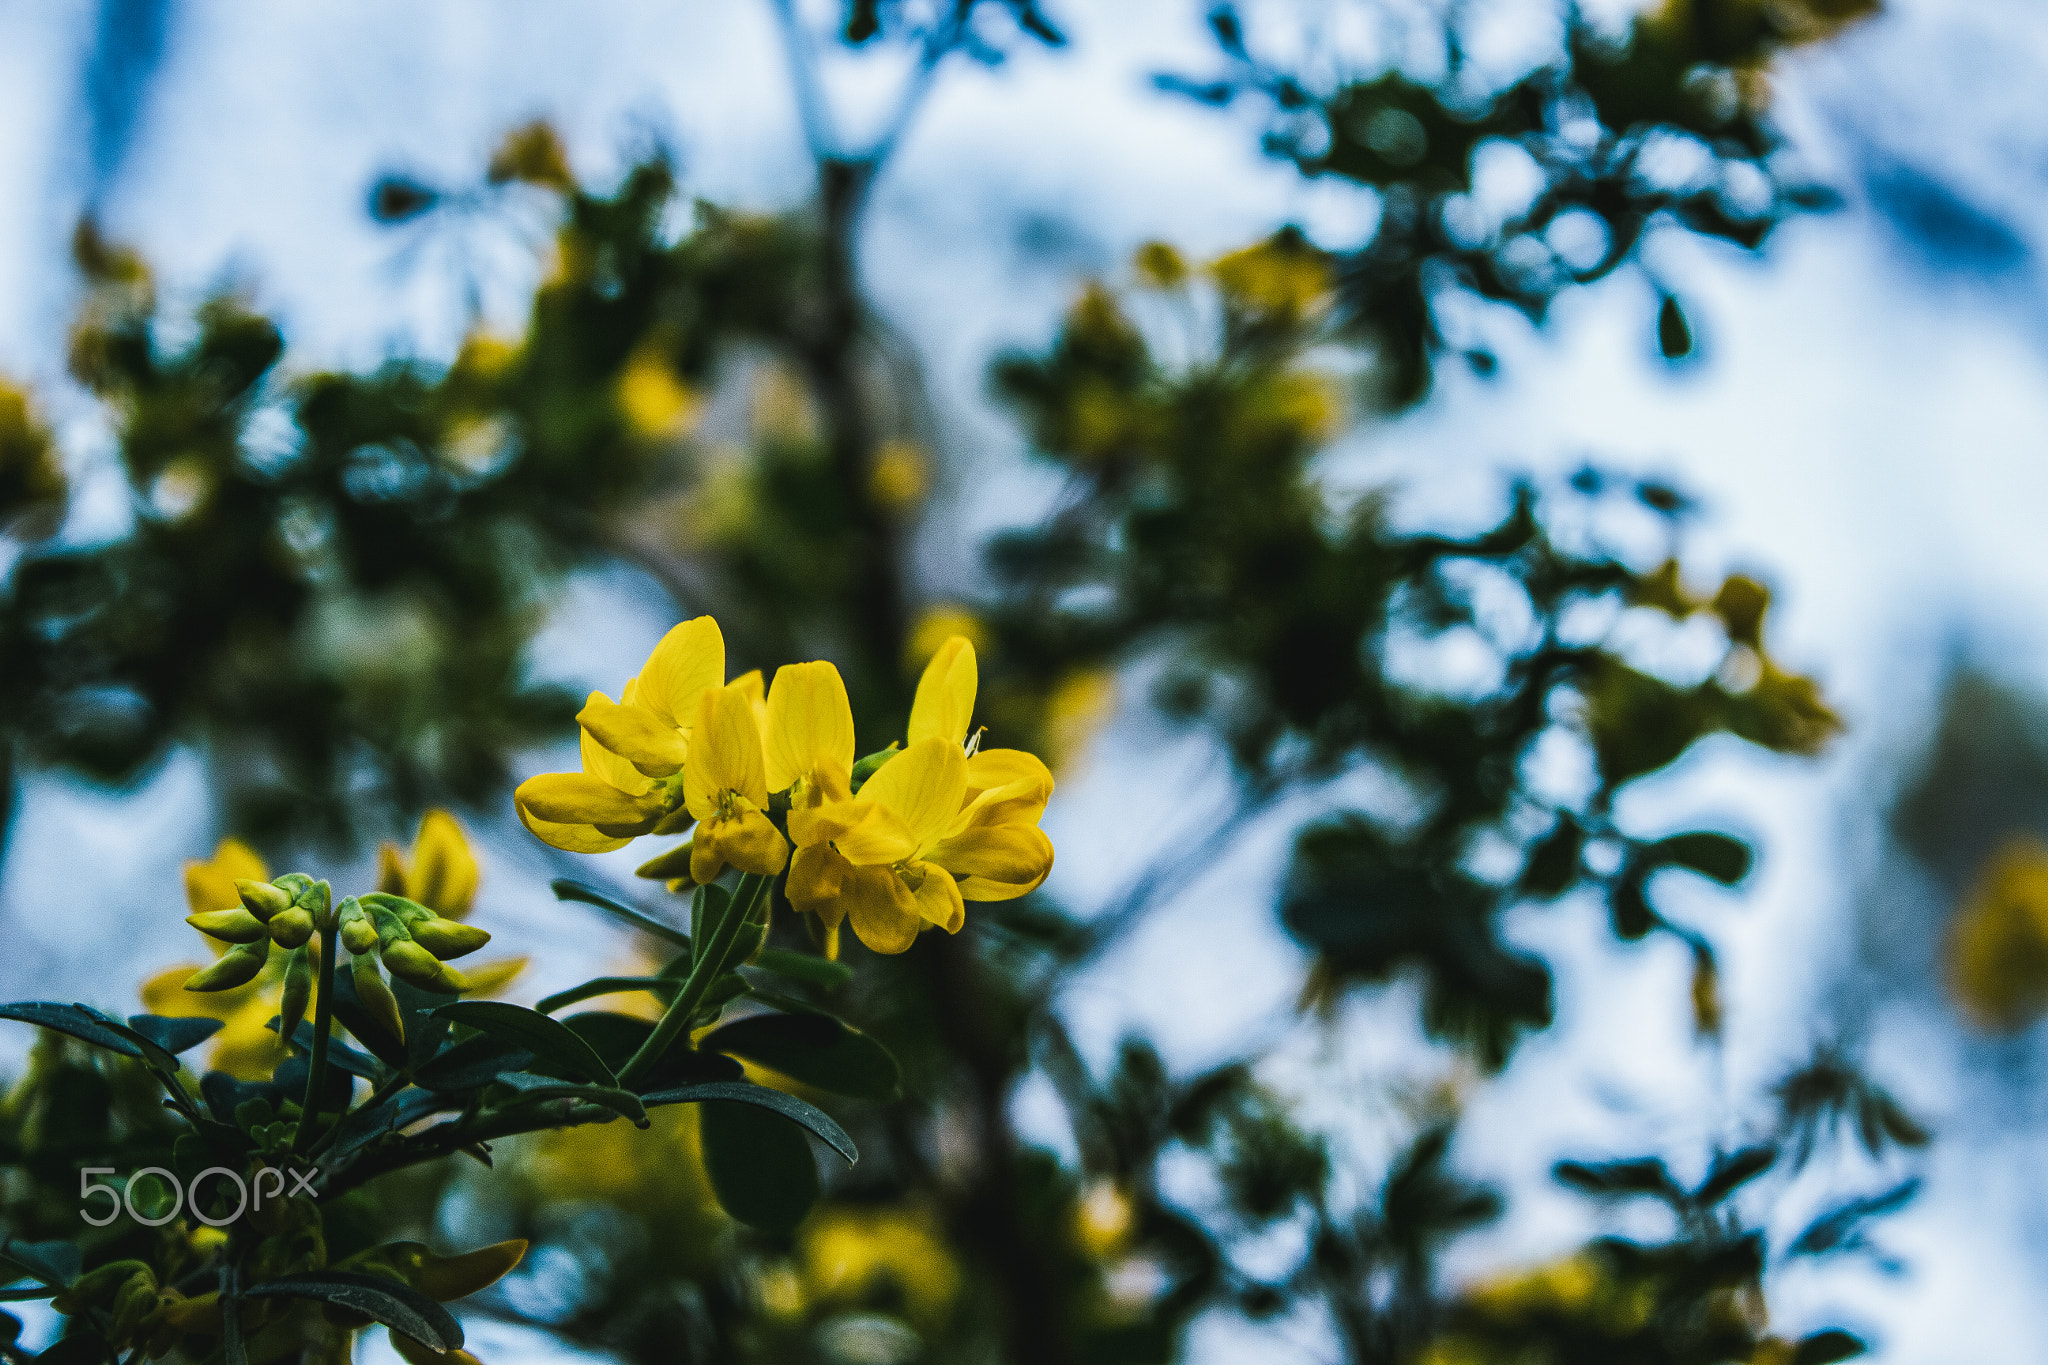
801;1205;960;1329
868;438;928;514
1950;834;2048;1030
1209;232;1331;324
376;810;525;996
617;347;700;439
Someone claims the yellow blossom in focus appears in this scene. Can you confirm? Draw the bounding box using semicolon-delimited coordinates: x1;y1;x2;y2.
683;680;790;884
868;439;928;514
801;1205;960;1329
1950;834;2048;1030
790;637;1054;954
617;347;700;439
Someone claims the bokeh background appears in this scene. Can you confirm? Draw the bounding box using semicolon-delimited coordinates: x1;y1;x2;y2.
2;0;2045;1361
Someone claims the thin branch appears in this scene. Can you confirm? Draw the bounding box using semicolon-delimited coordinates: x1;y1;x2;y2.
769;0;843;164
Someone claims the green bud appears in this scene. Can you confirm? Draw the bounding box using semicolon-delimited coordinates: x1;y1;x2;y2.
351;952;406;1043
295;878;334;930
850;742;900;790
110;1269;159;1342
267;907;316;949
408;918;491;961
236;878;293;923
366;898;410;949
277;946;313;1047
635;840;695;881
337;897;379;953
380;939;446;987
187;907;267;943
185;937;270;991
52;1260;150;1314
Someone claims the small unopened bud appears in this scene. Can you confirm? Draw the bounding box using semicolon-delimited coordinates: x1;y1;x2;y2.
352;953;406;1044
184;937;270;991
295;878;334;929
277;947;313;1046
635;840;695;881
267;907;316;949
380;939;446;987
110;1269;158;1340
337;897;379;953
187;907;267;943
408;919;491;960
236;879;292;923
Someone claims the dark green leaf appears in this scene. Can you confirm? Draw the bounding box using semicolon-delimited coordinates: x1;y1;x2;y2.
1652;832;1753;886
433;1000;618;1087
701;1012;901;1101
1658;293;1693;359
327;967;411;1070
1553;1157;1678;1201
125;1015;224;1055
1794;1329;1867;1364
490;1072;648;1124
32;1330;108;1365
550;880;691;950
0;1284;55;1302
0;1003;140;1059
749;948;853;989
642;1081;857;1164
1695;1144;1776;1205
536;977;679;1015
272;1020;384;1081
242;1272;461;1350
555;1013;742;1090
412;1035;534;1093
0;1242;79;1289
698;1096;819;1232
1609;867;1654;940
1520;817;1582;897
389;977;451;1071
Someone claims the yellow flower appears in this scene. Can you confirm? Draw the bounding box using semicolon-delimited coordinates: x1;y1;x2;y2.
514;615;727;850
684;680;790;884
789;637;1054;954
1950;834;2048;1030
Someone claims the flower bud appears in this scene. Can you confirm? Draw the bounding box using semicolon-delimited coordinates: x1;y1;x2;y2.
187;907;267;943
53;1260;150;1314
110;1268;159;1341
337;897;379;954
236;879;293;922
352;952;406;1043
408;919;491;961
380;939;447;988
184;937;270;991
635;841;695;881
277;946;313;1047
296;878;334;930
267;907;316;949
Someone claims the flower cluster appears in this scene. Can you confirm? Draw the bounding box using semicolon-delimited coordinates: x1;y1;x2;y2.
515;618;1056;953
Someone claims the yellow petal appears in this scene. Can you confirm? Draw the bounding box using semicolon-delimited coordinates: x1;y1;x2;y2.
842;867;921;954
911;862;965;931
409;810;480;919
821;800;918;866
581;724;655;797
455;956;527;996
184;838;268;917
376;842;407;895
685;683;770;817
578;693;687;777
639;616;726;728
908;635;977;747
210;992;290;1080
788;843;850;912
517;772;665;828
930;824;1053;901
858;736;968;848
733;668;768;742
766;661;855;793
516;798;632;853
139;965;241;1020
713;807;789;878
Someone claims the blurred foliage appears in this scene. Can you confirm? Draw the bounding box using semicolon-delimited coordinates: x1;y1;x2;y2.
0;1;1926;1363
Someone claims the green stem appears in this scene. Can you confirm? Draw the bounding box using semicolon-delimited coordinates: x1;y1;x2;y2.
291;924;339;1155
303;1067;407;1163
616;874;766;1088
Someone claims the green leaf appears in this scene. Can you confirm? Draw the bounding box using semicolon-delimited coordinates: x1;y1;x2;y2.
1651;832;1754;886
271;1020;384;1081
0;1003;141;1059
642;1081;857;1164
389;977;451;1071
749;948;853;990
554;1012;742;1090
701;1012;901;1100
550;880;691;950
432;1000;618;1087
1657;293;1693;360
242;1272;461;1351
1553;1158;1678;1201
125;1015;225;1055
326;968;411;1070
1609;866;1654;941
0;1283;56;1302
0;1242;79;1289
535;977;679;1015
491;1072;648;1125
1794;1329;1867;1364
412;1035;534;1092
1695;1143;1776;1205
698;1096;819;1232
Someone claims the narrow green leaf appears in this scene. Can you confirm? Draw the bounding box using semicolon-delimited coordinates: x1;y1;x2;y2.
1794;1329;1867;1364
1651;831;1754;886
242;1272;461;1351
749;948;854;989
701;1012;901;1100
411;1035;534;1093
0;1284;57;1302
0;1242;78;1290
642;1081;857;1164
125;1015;225;1055
271;1020;384;1081
433;1001;618;1087
491;1072;648;1124
550;880;691;949
536;977;679;1015
0;1003;140;1059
